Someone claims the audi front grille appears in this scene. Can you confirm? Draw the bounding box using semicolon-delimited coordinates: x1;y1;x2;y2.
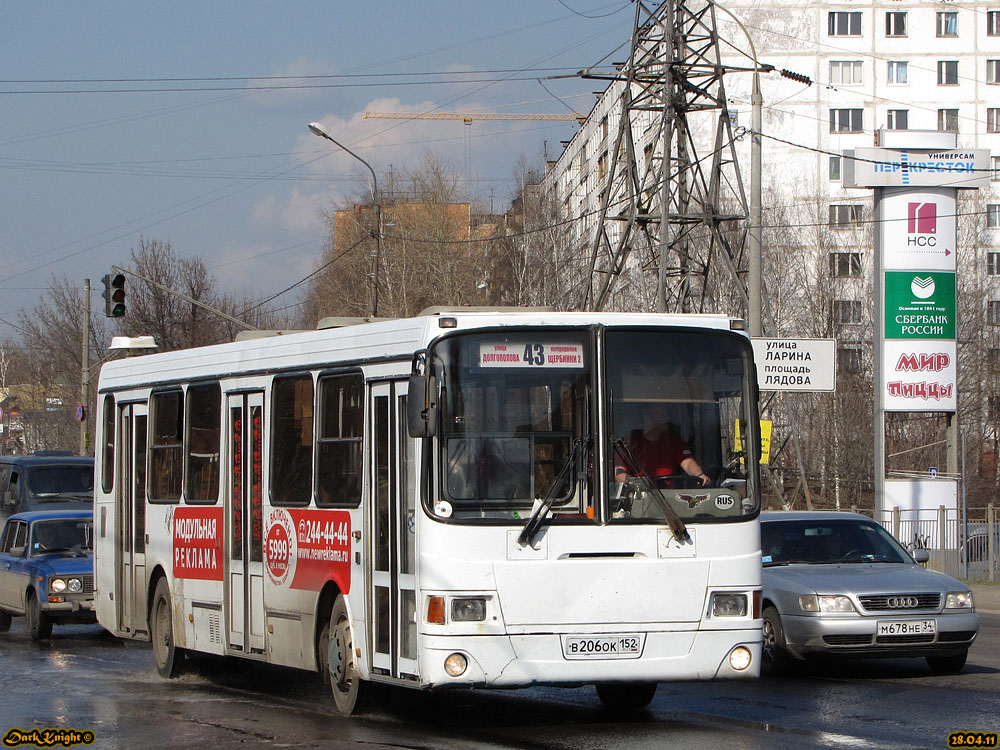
858;593;941;612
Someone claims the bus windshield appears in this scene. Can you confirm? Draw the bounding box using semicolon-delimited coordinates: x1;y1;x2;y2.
606;329;758;521
435;331;593;520
432;326;758;524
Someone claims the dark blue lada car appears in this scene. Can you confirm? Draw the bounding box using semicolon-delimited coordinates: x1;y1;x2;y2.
0;510;95;640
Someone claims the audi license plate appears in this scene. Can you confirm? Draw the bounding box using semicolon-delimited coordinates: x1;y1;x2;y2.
563;634;644;659
876;619;936;636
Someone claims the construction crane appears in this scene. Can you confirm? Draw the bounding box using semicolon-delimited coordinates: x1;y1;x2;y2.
363;111;583;123
364;111;584;186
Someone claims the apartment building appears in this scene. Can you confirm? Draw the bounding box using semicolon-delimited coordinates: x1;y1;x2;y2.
544;0;1000;334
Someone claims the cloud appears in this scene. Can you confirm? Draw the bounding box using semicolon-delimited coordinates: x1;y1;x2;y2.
248;57;335;110
253;189;330;235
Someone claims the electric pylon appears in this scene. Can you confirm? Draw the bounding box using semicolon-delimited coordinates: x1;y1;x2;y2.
577;0;756;315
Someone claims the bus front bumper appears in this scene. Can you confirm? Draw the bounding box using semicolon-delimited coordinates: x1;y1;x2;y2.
419;628;761;688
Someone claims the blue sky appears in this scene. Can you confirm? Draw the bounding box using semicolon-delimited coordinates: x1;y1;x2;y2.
0;1;634;335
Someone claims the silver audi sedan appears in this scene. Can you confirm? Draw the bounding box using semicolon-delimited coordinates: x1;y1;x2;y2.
761;511;978;675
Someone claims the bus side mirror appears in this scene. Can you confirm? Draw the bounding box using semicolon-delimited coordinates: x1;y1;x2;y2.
407;374;438;438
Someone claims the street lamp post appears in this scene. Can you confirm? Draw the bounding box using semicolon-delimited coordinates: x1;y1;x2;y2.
308;121;381;318
710;3;766;337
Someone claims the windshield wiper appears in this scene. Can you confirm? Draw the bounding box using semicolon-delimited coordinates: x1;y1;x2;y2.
613;439;689;543
517;437;589;548
763;559;815;567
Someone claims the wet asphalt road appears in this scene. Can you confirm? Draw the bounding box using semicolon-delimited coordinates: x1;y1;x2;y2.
1;614;998;750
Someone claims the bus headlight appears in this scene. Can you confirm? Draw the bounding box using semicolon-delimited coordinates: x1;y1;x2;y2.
451;597;487;622
50;578;67;593
444;653;468;677
711;593;748;617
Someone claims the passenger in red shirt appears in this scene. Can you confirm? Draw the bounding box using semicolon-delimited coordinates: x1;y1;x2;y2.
615;404;710;487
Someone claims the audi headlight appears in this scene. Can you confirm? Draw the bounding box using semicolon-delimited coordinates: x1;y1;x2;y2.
799;594;856;613
50;578;67;593
68;578;83;593
945;591;973;609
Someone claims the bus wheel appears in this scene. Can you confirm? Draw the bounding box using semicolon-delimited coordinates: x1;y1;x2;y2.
327;596;371;715
596;682;657;711
27;591;53;641
151;578;184;678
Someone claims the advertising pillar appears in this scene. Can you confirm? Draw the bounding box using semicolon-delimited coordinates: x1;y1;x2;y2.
844;130;990;517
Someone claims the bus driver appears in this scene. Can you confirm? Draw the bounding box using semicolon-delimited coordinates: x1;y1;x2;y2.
615;402;711;487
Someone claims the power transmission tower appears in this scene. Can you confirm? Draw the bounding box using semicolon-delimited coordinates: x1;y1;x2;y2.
578;0;758;314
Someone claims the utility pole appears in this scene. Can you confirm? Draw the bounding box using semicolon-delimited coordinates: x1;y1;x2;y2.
579;0;766;318
80;278;90;455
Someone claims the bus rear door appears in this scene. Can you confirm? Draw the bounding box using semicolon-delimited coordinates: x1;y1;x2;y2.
116;402;147;635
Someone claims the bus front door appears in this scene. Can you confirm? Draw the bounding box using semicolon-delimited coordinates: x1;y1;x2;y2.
369;382;418;681
225;392;266;654
116;402;147;635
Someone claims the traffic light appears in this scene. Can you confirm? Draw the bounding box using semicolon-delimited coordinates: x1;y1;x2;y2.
102;273;126;318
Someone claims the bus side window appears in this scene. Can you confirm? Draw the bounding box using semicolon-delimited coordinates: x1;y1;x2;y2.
316;373;363;507
186;383;221;503
102;394;115;494
150;390;184;501
271;374;314;506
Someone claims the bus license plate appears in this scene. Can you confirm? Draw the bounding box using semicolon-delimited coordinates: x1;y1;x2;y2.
877;620;936;636
563;634;644;660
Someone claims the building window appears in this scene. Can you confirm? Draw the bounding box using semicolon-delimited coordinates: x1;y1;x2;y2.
937;61;959;85
885;11;906;37
887;61;908;85
988;10;1000;36
829;204;863;228
994;156;1000;182
988;205;1000;229
938;108;959;132
834;300;863;326
989;60;1000;85
600;115;609;141
829;60;863;85
829;155;842;181
988;109;1000;134
989;301;1000;326
598;151;608;180
830;108;863;133
830;11;862;36
838;347;862;373
887;110;908;130
987;252;1000;276
936;11;958;37
830;252;862;277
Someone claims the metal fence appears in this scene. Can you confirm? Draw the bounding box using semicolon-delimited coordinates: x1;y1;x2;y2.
875;504;998;582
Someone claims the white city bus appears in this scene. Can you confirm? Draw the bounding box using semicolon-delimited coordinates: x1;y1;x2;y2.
94;309;762;714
